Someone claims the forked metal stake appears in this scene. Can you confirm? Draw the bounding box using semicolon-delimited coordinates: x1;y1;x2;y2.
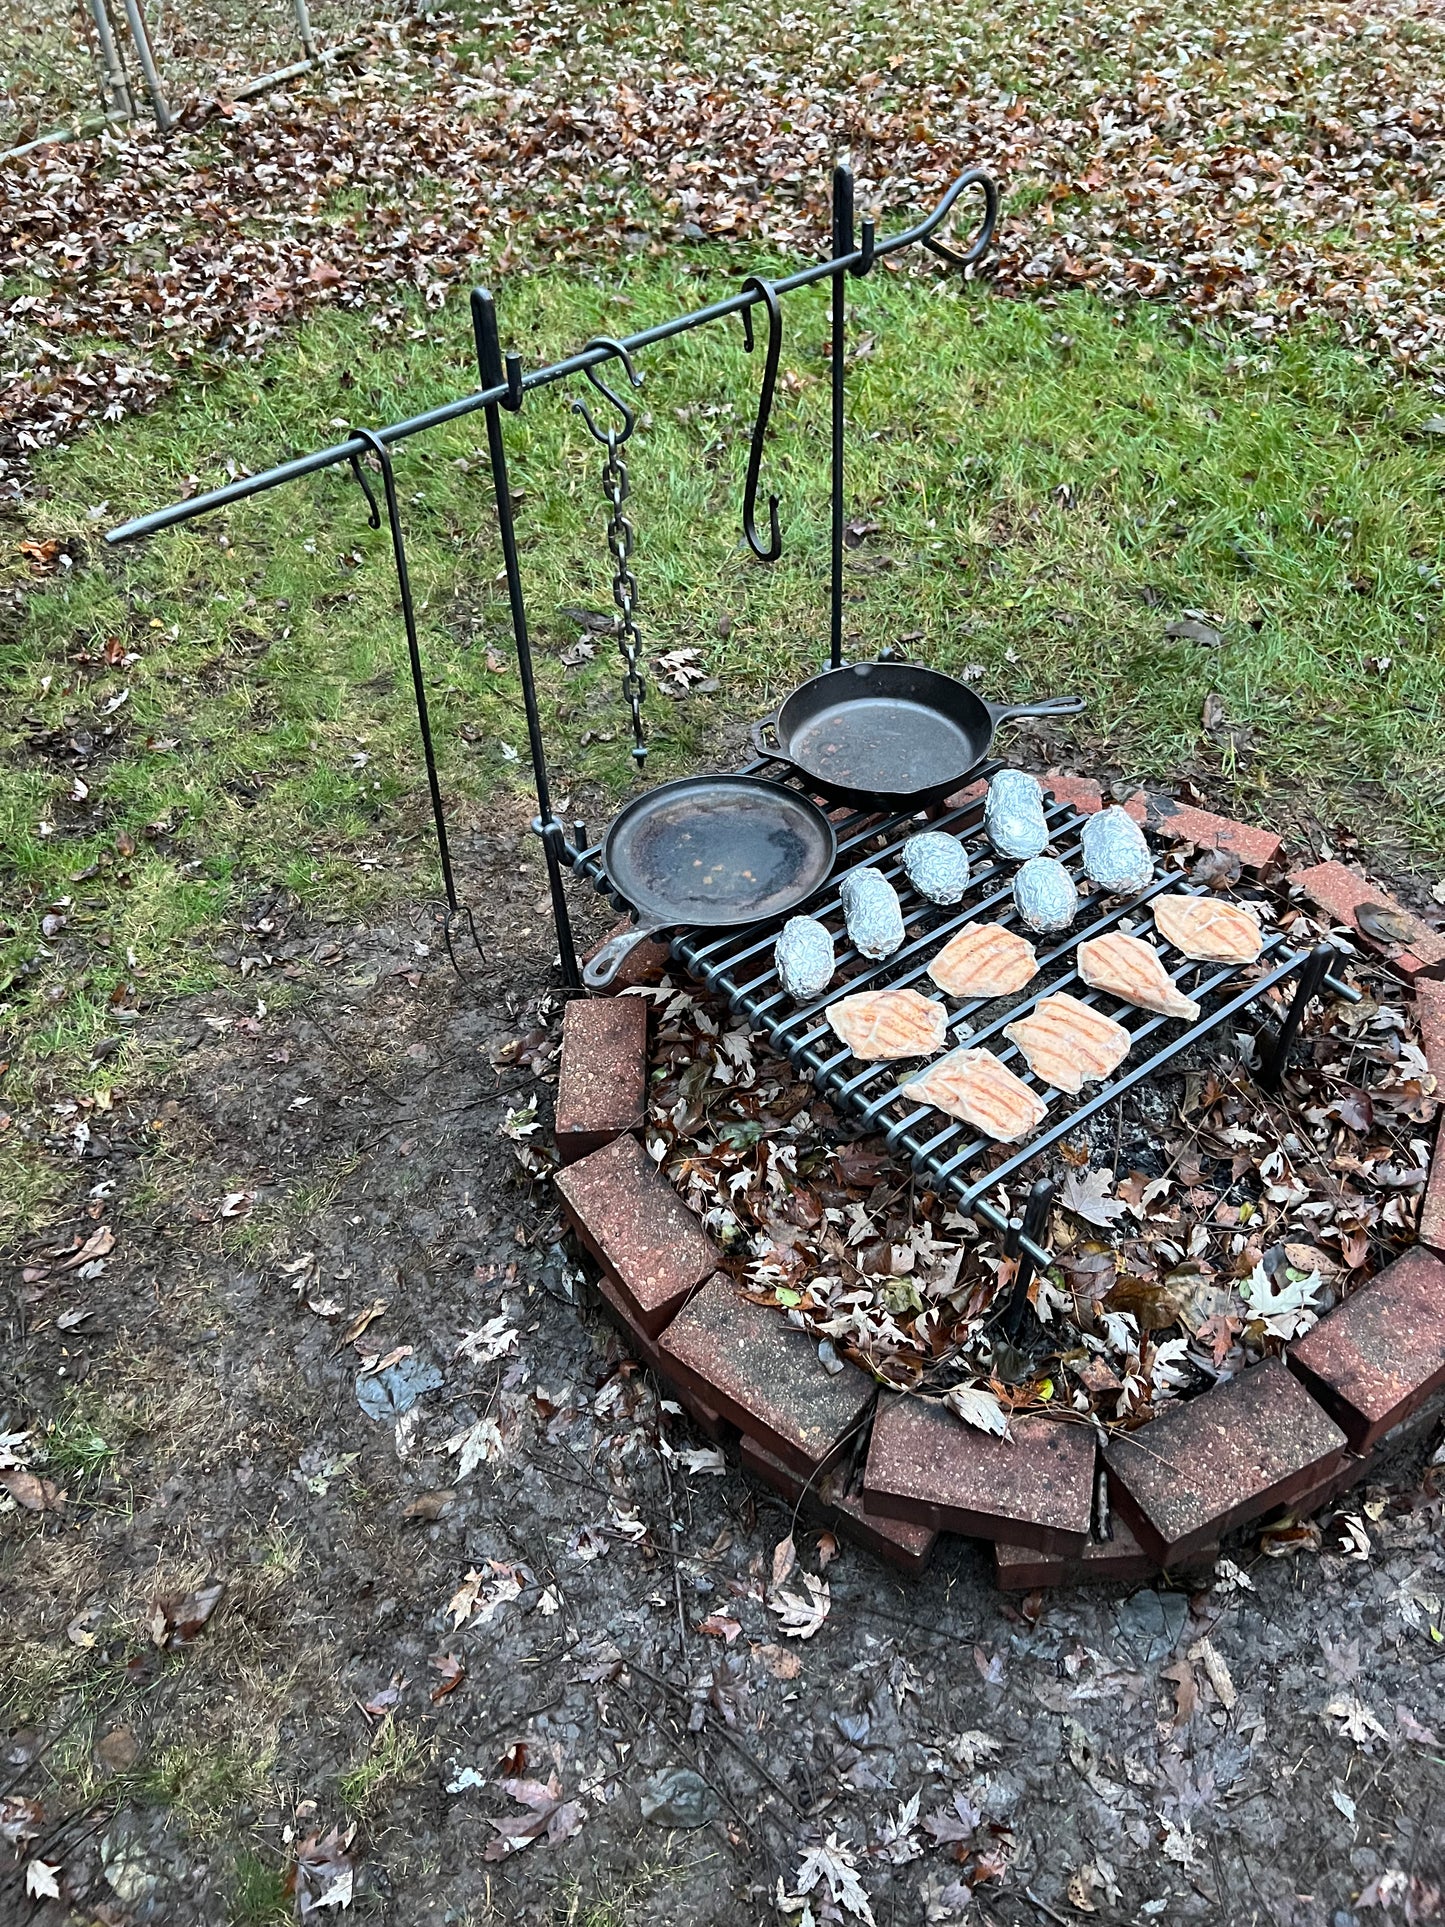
346;427;485;974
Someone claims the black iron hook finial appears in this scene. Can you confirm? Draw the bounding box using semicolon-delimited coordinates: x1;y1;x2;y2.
739;274;783;563
347;425;484;975
921;169;1000;272
570;336;643;446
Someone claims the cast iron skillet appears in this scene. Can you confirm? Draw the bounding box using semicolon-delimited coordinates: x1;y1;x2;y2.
751;659;1084;809
582;774;837;990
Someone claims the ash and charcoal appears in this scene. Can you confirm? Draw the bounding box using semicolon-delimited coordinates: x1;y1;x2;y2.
639;925;1431;1434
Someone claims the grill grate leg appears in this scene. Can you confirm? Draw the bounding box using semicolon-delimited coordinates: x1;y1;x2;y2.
1259;942;1337;1090
1002;1177;1056;1343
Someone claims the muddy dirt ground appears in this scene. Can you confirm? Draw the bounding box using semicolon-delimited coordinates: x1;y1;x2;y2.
2;818;1443;1927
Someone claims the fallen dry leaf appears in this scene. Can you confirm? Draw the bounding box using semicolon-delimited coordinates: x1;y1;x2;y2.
769;1572;830;1641
148;1577;225;1648
1192;1638;1237;1711
0;1795;43;1846
25;1860;61;1901
429;1651;466;1702
696;1613;742;1643
0;1466;66;1512
770;1533;797;1593
755;1642;804;1680
291;1824;357;1919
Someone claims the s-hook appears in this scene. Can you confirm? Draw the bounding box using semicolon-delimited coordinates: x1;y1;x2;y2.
739;275;783;562
570;335;642;446
345;427;485;974
570;337;649;767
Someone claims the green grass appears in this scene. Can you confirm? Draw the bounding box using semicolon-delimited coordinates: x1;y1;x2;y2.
139;1738;278;1835
229;1850;292;1927
41;1390;124;1480
337;1713;431;1816
5;261;1445;1232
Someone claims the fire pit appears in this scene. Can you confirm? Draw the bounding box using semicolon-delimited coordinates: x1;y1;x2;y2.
555;776;1445;1590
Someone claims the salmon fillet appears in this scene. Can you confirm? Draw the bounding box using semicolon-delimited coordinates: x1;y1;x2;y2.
1003;992;1132;1094
927;921;1039;1000
826;987;948;1061
1076;932;1201;1021
901;1047;1048;1142
1152;894;1264;965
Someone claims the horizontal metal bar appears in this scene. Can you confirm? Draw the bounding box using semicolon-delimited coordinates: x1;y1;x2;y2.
106;167;995;546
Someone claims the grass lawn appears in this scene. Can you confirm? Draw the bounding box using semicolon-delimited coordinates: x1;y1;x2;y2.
4;258;1445;1234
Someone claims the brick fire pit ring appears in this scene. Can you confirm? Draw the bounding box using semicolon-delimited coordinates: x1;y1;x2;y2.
551;780;1445;1591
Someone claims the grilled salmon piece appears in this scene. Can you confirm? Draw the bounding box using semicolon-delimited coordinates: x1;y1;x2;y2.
901;1047;1048;1142
1152;894;1264;965
1076;932;1201;1021
826;986;948;1061
1003;992;1131;1094
927;921;1038;1000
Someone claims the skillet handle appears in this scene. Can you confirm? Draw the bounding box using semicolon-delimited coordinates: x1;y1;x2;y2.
985;694;1085;726
750;711;784;760
582;922;669;992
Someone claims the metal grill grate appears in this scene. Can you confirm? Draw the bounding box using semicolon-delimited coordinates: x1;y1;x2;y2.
563;761;1352;1265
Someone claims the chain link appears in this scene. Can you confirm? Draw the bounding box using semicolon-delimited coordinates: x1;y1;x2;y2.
600;428;647;765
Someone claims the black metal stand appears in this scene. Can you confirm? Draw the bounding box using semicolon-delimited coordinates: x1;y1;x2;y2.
107;163;999;980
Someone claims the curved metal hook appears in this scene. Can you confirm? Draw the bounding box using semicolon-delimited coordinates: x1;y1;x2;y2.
739;275;783;563
346;447;381;529
915;168;1000;272
347;426;485;977
570;336;643;446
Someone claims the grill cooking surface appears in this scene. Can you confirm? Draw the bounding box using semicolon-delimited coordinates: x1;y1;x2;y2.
567;758;1336;1247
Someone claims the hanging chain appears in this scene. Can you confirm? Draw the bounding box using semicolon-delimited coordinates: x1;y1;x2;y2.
599;426;648;767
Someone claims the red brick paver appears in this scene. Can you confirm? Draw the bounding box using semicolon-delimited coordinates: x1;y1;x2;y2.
863;1398;1094;1555
1416;977;1445;1086
1422;1151;1445;1257
1145;797;1282;874
581;918;672;989
739;1435;937;1575
1105;1358;1347;1566
994;1516;1184;1590
1286;1248;1445;1451
1287;860;1445;980
555;1132;717;1338
660;1276;875;1475
1416;980;1445;1252
594;1274;731;1443
554;995;648;1164
1042;770;1107;817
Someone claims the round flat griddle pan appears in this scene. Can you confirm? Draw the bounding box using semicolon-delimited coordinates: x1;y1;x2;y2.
753;659;1083;808
582;774;837;990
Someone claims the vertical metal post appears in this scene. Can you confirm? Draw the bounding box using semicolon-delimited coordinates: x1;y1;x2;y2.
120;0;171;129
1260;943;1336;1089
292;0;318;60
470;288;582;989
87;0;135;120
829;163;853;671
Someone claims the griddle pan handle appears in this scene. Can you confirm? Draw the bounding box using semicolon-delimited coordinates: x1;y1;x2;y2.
582;921;670;992
984;694;1085;727
749;711;784;760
